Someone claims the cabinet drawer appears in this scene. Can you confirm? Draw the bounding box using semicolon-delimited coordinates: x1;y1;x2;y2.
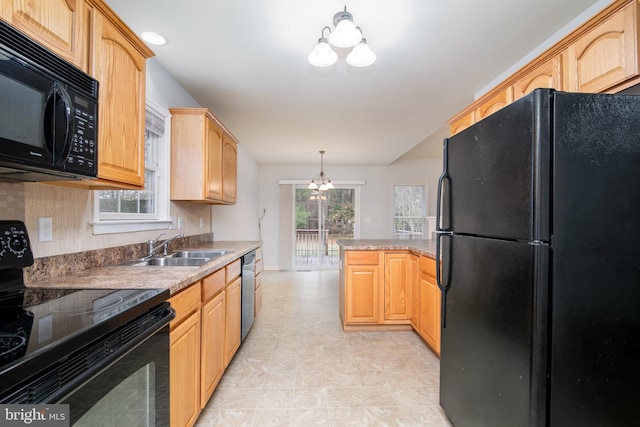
169;282;202;328
202;268;225;302
226;259;241;282
255;258;263;275
346;251;380;265
420;256;436;277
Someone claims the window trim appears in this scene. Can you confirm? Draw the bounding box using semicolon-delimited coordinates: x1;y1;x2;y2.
90;98;172;235
392;181;428;239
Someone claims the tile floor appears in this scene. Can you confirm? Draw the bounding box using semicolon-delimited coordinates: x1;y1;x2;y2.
194;270;454;427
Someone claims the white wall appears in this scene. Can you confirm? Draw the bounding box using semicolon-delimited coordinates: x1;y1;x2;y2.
256;157;443;270
211;144;260;241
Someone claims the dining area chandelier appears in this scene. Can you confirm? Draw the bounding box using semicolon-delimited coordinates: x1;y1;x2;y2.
308;150;334;194
308;6;376;68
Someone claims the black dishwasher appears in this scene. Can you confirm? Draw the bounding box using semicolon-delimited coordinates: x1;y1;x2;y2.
240;250;256;341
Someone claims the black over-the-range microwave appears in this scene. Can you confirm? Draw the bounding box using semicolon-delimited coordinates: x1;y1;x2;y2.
0;20;99;182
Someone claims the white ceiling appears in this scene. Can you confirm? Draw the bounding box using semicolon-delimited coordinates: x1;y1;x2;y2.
105;0;604;166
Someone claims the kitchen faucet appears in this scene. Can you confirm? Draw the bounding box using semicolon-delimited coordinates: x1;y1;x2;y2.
148;232;183;257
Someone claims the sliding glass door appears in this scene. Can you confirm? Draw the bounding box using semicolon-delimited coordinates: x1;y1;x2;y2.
294;186;356;269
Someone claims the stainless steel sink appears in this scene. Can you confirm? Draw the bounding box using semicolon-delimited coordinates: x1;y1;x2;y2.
127;257;211;267
173;250;228;259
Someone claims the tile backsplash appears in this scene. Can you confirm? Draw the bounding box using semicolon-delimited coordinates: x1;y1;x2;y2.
0;182;25;221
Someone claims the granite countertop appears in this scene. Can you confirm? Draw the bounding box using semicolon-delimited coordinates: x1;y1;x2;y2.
337;239;437;259
25;241;261;296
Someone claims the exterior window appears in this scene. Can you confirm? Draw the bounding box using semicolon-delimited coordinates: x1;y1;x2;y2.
92;101;171;234
393;183;427;239
98;129;159;220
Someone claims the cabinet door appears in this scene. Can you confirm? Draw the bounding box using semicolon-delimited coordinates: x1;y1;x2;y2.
224;277;241;366
345;264;382;324
419;257;441;355
409;254;420;328
206;119;223;200
92;12;147;187
170;310;201;427
513;55;564;100
565;2;638;93
0;0;90;71
474;87;513;121
449;111;475;136
222;134;237;204
254;271;263;317
200;291;225;408
384;253;411;321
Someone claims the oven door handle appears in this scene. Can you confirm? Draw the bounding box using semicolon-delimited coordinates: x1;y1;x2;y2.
47;304;176;404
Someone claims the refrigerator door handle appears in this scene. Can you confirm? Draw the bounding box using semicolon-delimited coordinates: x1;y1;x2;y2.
436;230;452;328
436;138;452;232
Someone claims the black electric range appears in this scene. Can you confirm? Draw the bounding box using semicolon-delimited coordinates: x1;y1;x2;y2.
0;220;172;403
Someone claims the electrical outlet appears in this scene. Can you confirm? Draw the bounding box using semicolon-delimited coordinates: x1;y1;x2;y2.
38;217;53;242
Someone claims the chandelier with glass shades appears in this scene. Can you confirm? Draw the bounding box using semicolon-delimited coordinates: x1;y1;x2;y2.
308;6;376;68
308;151;334;198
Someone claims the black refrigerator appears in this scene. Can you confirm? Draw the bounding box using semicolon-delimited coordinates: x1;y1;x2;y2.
436;88;640;427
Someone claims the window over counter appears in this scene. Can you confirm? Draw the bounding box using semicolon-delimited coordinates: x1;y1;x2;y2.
91;100;172;234
393;183;427;239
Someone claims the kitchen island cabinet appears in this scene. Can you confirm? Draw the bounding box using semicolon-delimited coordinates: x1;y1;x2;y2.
384;252;412;322
339;247;422;330
338;240;439;353
418;256;441;355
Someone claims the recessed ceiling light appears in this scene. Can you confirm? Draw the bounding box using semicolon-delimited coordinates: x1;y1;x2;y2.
141;31;167;46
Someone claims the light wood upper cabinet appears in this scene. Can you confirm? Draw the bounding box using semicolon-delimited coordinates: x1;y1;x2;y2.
91;7;152;188
449;0;640;134
0;0;91;71
170;108;238;204
513;55;564;100
449;111;475;136
222;133;238;204
474;87;513;122
565;1;639;93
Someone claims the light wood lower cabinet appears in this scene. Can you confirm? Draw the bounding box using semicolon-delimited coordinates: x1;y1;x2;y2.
409;254;420;329
169;283;202;427
224;260;242;367
200;269;226;408
340;249;441;354
384;252;412;321
168;249;261;427
224;277;241;366
343;251;383;324
418;256;441;355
